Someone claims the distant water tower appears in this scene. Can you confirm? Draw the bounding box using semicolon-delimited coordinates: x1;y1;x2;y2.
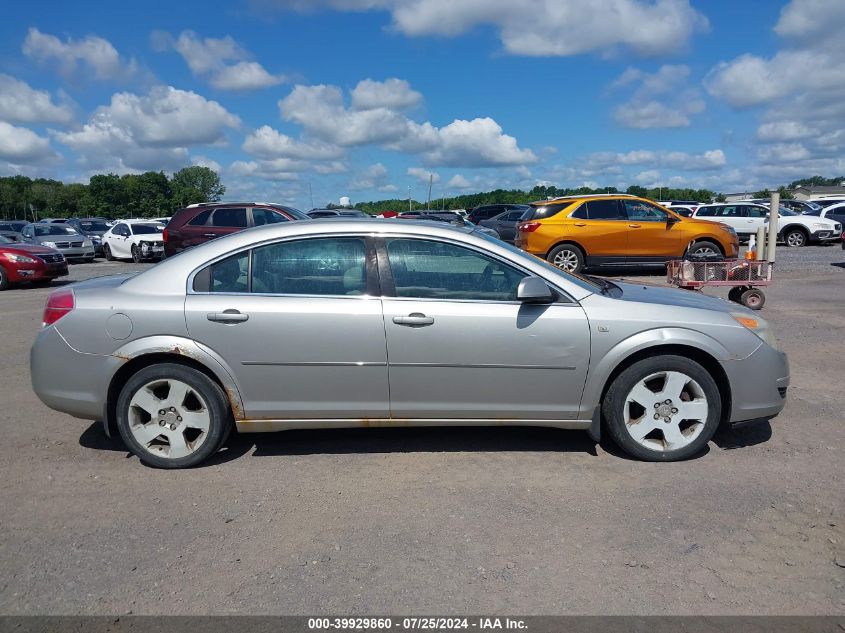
339;196;351;207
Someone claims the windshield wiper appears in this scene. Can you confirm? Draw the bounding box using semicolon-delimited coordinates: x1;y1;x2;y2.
585;275;619;295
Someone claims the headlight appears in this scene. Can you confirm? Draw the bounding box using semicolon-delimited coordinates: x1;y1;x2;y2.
83;239;93;248
731;313;778;349
811;223;827;229
1;252;38;264
41;241;57;248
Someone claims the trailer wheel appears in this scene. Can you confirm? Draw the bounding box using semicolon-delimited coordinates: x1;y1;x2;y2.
740;288;765;310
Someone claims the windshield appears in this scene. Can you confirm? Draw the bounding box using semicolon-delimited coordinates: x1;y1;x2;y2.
35;225;79;236
132;224;163;235
475;232;602;293
80;220;109;231
777;207;798;217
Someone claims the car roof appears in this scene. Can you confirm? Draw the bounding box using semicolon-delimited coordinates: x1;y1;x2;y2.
529;194;638;206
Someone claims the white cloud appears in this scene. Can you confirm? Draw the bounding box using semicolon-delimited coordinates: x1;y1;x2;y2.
229;159;302;181
279;82;536;166
756;120;817;142
351;78;422;110
757;143;811;164
271;0;707;58
446;174;472;189
612;65;705;129
152;30;285;91
0;75;74;124
407;167;440;184
0;121;59;164
22;27;136;80
378;184;399;193
242;125;344;160
191;155;222;172
584;149;725;171
633;169;660;183
350;162;389;190
53;86;239;172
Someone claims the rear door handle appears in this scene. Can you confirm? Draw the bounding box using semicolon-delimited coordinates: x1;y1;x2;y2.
393;313;434;326
628;224;642;228
207;310;249;323
203;233;218;238
573;222;587;227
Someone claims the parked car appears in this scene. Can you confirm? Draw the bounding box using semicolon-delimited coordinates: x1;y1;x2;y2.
0;221;29;233
693;203;842;246
30;219;788;468
468;204;530;225
102;221;165;262
19;223;95;262
516;194;739;273
307;208;370;219
163;202;310;257
152;217;172;226
478;208;532;243
763;199;822;215
0;230;23;242
0;235;67;290
660;202;698;217
801;202;845;227
808;196;845;209
62;217;110;256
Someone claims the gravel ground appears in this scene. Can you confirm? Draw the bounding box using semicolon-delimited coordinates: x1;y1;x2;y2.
0;245;842;615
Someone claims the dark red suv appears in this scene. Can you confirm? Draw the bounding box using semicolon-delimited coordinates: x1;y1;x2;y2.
163;202;310;257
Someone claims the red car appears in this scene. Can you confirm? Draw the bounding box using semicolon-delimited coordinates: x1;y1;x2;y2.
0;235;68;290
163;202;310;257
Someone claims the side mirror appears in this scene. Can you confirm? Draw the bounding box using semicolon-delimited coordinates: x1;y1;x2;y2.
517;276;554;303
667;214;680;225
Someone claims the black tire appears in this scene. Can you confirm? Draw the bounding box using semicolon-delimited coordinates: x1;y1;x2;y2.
740;288;765;310
0;265;9;291
782;227;807;248
547;243;585;274
603;355;722;462
131;244;142;263
103;244;114;261
687;240;723;257
115;363;233;469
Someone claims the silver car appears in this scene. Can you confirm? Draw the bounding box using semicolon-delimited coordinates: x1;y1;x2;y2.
31;220;789;468
21;223;95;262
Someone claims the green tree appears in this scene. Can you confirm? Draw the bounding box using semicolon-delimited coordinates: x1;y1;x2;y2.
170;166;224;208
88;174;127;217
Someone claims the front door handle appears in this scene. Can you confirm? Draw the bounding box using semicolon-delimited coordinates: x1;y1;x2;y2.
203;233;218;238
207;309;249;323
628;224;642;228
393;313;434;327
573;222;587;227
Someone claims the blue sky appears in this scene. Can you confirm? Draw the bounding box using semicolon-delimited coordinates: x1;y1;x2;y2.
1;0;843;209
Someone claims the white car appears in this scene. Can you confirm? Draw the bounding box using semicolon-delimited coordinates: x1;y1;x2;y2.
693;202;841;247
102;220;165;262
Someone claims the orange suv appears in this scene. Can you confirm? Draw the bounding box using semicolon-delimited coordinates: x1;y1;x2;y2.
515;194;738;273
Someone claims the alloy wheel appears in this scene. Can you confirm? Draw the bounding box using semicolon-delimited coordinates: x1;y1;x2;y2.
622;371;709;452
127;379;211;459
785;231;805;247
552;249;579;272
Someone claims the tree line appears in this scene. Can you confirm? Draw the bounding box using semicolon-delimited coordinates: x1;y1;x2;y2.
0;166;225;221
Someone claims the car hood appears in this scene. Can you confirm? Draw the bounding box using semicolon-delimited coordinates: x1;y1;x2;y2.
614;280;739;314
1;243;61;256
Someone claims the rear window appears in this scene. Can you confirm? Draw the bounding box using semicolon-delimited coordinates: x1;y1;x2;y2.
211;208;248;228
695;206;717;217
527;202;572;220
188;209;213;226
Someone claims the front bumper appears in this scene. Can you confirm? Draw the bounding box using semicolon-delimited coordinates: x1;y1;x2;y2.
30;326;121;421
57;246;95;260
721;342;789;423
811;226;842;242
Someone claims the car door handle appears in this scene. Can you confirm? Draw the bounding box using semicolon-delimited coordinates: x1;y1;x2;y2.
207;310;249;323
628;224;642;228
393;313;434;326
203;233;218;238
573;222;587;227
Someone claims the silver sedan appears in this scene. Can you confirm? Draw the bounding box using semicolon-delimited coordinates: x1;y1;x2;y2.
31;220;789;468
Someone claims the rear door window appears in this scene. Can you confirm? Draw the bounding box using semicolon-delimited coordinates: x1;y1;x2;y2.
252;208;289;226
588;199;624;220
210;208;248;228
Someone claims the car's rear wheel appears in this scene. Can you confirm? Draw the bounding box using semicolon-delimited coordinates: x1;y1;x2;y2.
547;243;584;273
783;227;807;247
115;363;232;469
687;241;723;257
103;244;114;261
603;355;721;461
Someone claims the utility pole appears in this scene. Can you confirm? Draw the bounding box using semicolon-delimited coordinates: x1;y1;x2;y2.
308;182;314;209
408;186;412;212
427;174;433;211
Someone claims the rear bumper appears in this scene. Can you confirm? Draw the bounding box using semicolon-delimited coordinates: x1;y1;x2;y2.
30;326;121;421
721;343;789;423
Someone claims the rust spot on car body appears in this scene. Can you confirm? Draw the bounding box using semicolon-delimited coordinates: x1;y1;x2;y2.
224;385;245;420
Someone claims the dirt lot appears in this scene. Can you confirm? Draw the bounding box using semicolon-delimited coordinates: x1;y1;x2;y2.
0;247;843;615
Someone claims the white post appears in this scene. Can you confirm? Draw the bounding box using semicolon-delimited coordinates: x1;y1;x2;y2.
767;192;779;262
755;226;766;261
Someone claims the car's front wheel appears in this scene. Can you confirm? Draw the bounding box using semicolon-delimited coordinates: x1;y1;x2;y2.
115;363;233;469
783;227;807;247
603;355;721;461
0;265;9;291
103;244;114;261
131;244;142;263
547;243;585;274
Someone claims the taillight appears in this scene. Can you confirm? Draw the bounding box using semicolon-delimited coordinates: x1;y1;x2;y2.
43;289;74;327
519;222;541;233
162;228;169;242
